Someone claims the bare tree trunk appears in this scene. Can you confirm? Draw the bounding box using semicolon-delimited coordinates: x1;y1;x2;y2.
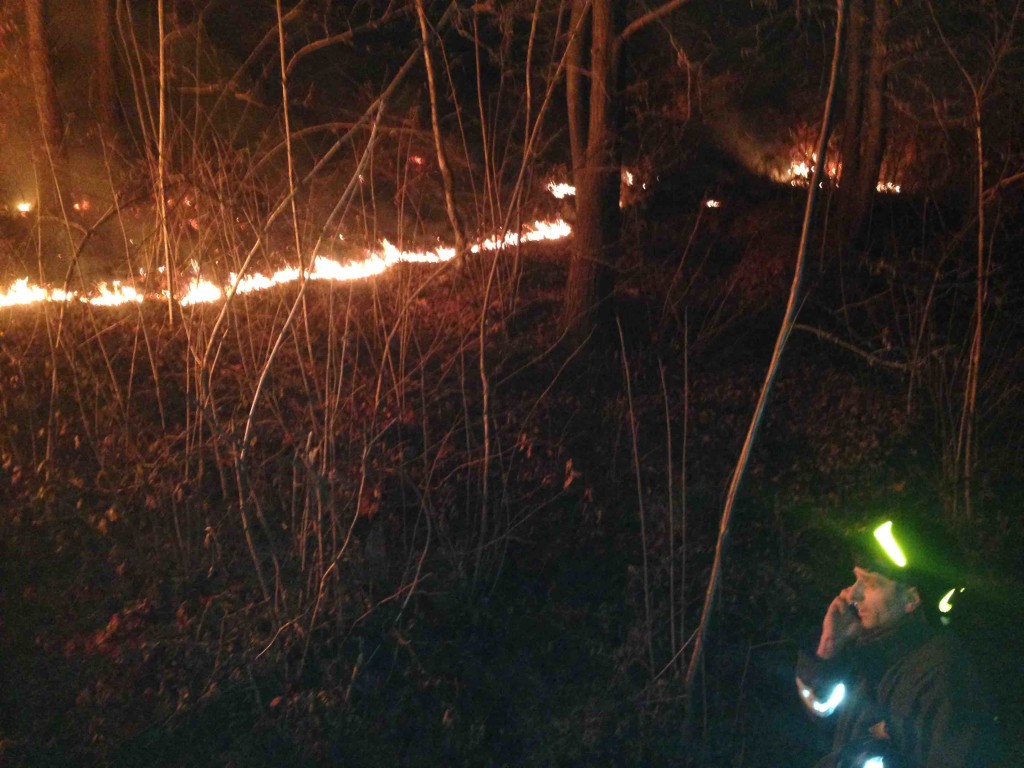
839;0;864;221
922;0;1018;520
561;0;696;341
959;95;985;520
24;0;62;155
562;0;621;341
415;0;465;256
854;0;888;225
566;0;588;180
93;0;116;127
839;0;890;240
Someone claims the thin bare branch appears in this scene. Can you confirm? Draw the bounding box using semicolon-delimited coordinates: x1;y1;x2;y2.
620;0;693;43
285;6;414;77
684;0;848;732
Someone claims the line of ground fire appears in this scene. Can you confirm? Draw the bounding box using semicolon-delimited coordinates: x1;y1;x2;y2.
0;218;572;310
1;151;902;311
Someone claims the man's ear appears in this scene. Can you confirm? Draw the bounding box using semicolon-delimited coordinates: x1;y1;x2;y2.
903;586;922;614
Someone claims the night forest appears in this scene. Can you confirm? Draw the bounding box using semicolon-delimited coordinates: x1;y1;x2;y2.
1;0;1022;765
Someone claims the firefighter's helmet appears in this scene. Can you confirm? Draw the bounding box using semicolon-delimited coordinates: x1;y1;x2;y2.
849;513;966;623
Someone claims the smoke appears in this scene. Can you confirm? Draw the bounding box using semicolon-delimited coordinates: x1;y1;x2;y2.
703;102;792;181
0;21;41;212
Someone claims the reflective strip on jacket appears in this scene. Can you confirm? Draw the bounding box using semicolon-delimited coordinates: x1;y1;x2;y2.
795;611;1001;768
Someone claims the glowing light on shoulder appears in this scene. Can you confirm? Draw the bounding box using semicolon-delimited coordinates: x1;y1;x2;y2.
16;201;33;213
797;676;846;717
873;521;907;567
812;683;846;715
864;757;885;768
705;199;721;208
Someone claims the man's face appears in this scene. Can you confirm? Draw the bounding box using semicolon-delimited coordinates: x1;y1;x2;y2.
847;566;919;630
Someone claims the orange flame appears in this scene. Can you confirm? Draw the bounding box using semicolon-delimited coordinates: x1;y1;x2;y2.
2;219;572;311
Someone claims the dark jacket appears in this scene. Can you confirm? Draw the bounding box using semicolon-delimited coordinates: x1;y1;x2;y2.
796;611;1000;768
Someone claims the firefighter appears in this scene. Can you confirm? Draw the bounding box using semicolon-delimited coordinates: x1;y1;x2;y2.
796;515;1001;768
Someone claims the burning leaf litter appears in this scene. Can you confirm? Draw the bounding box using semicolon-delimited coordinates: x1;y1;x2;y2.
1;153;900;311
1;219;572;310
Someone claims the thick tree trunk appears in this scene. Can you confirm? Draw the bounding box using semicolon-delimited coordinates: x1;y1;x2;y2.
839;0;865;216
839;0;890;241
24;0;62;153
566;1;588;180
562;0;621;342
856;0;889;218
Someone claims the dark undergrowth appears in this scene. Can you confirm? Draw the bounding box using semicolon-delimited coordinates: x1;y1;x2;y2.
1;225;1022;766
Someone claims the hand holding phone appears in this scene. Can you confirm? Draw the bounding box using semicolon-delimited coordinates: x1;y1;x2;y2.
817;591;863;659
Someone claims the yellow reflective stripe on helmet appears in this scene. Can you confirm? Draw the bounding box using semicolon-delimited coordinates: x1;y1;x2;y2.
873;521;907;568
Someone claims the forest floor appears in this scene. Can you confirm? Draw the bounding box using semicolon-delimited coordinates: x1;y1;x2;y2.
1;187;1022;766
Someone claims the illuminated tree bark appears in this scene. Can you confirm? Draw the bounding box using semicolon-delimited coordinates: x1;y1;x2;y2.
839;0;890;240
839;0;864;205
24;0;62;153
561;0;695;342
415;0;465;256
562;0;622;342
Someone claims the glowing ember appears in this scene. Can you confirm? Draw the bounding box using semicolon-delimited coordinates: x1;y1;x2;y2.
87;282;144;307
0;279;68;308
705;199;722;208
16;202;32;213
775;147;900;193
520;218;572;242
790;161;812;180
472;231;521;253
547;181;576;199
179;278;223;307
1;219;572;310
471;218;572;253
309;254;387;282
381;240;455;264
548;170;646;208
234;266;302;295
778;152;841;187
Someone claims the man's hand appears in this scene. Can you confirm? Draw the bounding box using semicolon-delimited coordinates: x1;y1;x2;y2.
816;587;862;659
